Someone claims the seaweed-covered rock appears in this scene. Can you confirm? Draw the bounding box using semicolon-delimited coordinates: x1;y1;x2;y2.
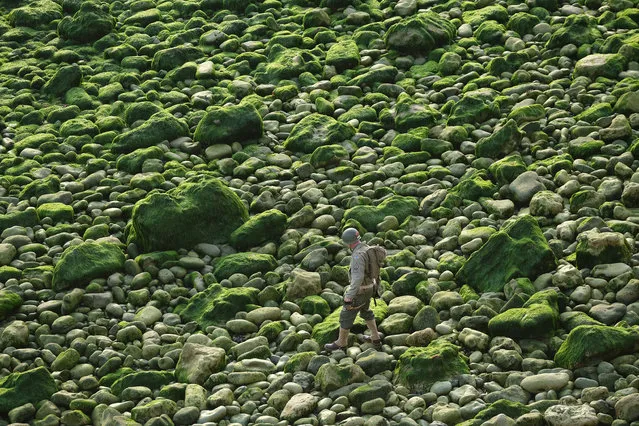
310;144;349;168
111;370;174;397
343;195;418;232
9;0;62;28
475;119;524;159
57;1;115;43
41;64;82;97
0;367;57;414
259;45;322;83
394;93;441;131
111;111;189;153
0;290;22;321
488;289;561;338
129;176;247;252
507;12;540;36
152;45;201;71
230;209;287;250
194;103;263;147
213;253;276;280
394;338;469;393
326;38;360;71
574;54;625;79
447;94;499;126
175;343;226;385
179;284;259;329
546;15;601;49
575;229;631;269
554;325;639;369
116;146;164;174
315;363;366;393
385;12;455;53
52;241;125;291
36;202;74;223
462;5;508;25
284;114;355;153
488;154;527;185
456;215;557;293
450;170;496;202
475;21;506;44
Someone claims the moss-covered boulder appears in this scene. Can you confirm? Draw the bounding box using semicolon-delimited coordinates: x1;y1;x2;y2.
175;343;226;385
507;12;540;36
111;112;189;153
57;1;115;43
179;284;259;329
52;241;125;292
546;15;602;49
508;104;545;124
284;113;355;153
152;45;201;71
194;103;263;147
576;102;613;123
213;253;277;280
394;93;442;131
129;176;248;252
488;289;562;339
310;144;349;168
259;45;322;83
385;12;456;53
312;300;388;345
0;208;38;234
316;363;367;393
554;325;639;369
342;195;419;232
116;146;164;174
450;170;496;202
8;0;62;28
0;290;22;321
487;154;527;185
110;370;174;397
230;209;287;250
475;119;524;159
462;5;508;25
0;367;57;413
447;94;499;126
394;338;469;393
36;203;74;223
456;215;557;293
574;54;626;79
575;229;632;269
326;38;360;71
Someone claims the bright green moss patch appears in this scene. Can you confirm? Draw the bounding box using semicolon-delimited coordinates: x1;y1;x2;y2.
194;103;263;147
111;111;189;153
0;290;22;321
212;253;277;280
488;289;561;339
52;241;125;291
284;113;356;154
230;209;287;250
554;325;639;369
180;284;259;329
342;195;419;232
394;338;469;393
0;367;57;414
37;203;74;223
110;370;174;397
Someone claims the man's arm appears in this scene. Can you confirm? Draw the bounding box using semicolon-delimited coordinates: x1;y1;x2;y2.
344;253;365;301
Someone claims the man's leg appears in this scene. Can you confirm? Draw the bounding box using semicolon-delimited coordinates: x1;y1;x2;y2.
365;319;380;341
325;304;357;351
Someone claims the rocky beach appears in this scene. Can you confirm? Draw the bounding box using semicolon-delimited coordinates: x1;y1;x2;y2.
0;0;638;425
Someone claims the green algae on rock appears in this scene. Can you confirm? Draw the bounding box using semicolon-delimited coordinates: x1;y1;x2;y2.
384;12;455;54
554;325;639;369
0;367;57;413
230;209;287;250
52;241;125;291
128;176;247;252
456;215;557;293
488;289;563;339
194;103;263;147
342;195;418;232
179;284;259;329
475;119;524;159
284;113;355;153
57;1;115;43
0;290;22;321
213;252;277;280
575;229;632;269
111;370;175;397
111;111;189;153
394;338;469;393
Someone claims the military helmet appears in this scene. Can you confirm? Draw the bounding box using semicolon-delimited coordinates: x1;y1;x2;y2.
341;227;360;244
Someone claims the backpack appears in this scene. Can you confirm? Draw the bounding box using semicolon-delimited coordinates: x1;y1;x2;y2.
363;245;387;302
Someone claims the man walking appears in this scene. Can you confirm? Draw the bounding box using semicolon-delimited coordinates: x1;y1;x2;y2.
325;228;383;351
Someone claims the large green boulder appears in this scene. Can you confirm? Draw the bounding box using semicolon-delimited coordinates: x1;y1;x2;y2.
546;15;602;49
0;290;22;321
456;215;557;293
212;253;277;280
111;111;189;153
554;325;639;369
507;12;540;36
0;208;39;233
342;195;419;232
450;170;496;201
315;363;367;393
394;93;441;131
152;45;201;71
116;146;164;174
312;300;388;345
284;114;355;153
462;5;508;25
475;119;524;159
488;289;562;339
230;209;287;250
0;367;57;413
194;103;263;147
9;0;62;28
57;1;115;43
179;284;259;329
574;54;626;80
487;154;527;185
110;370;174;397
258;45;322;83
575;230;632;269
447;94;499;126
129;176;248;252
52;242;125;291
394;338;469;393
326;38;360;71
385;12;455;53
